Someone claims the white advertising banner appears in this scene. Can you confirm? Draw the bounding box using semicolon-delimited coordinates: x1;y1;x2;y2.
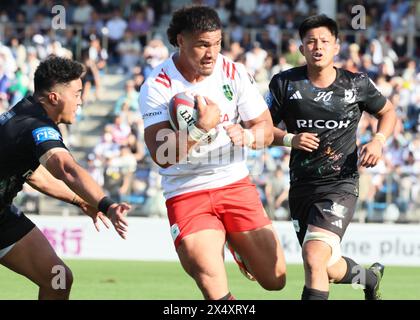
29;215;420;266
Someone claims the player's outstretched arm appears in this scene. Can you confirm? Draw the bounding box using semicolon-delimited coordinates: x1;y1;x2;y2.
26;164;111;232
41;151;131;238
359;99;397;168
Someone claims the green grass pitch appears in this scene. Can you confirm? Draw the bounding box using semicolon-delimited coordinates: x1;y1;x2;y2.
0;260;419;299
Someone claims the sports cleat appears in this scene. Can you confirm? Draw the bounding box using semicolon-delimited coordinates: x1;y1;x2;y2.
226;242;256;281
364;262;385;300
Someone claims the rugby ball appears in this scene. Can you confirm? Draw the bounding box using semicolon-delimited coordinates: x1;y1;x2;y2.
168;92;198;131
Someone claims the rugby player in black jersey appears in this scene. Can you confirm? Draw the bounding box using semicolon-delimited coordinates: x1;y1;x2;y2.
0;56;130;299
268;15;397;300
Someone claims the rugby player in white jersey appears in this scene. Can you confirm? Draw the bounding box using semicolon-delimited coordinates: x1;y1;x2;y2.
140;6;286;300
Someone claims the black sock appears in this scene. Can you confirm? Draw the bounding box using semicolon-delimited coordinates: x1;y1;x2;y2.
301;286;329;300
218;292;235;300
337;257;377;290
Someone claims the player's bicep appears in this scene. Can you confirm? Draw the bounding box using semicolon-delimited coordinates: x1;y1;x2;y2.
235;63;268;121
242;109;273;129
374;99;394;118
43;150;76;181
361;76;387;114
39;147;70;167
267;76;286;126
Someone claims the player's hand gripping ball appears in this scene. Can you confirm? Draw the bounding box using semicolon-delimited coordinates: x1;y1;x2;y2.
168;92;218;141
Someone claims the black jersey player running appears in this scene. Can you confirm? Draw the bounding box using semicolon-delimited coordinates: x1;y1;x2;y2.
0;56;130;299
268;15;397;300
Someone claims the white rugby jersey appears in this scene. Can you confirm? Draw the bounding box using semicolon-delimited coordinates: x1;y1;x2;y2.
139;53;268;199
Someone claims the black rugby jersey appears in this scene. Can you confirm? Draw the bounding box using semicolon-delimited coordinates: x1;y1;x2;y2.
268;66;386;196
0;97;68;210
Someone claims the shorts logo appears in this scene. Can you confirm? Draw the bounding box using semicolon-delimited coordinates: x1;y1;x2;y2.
292;219;300;232
323;202;347;218
32;127;62;145
331;219;343;229
170;223;180;241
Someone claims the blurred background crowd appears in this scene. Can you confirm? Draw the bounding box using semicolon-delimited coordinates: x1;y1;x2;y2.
0;0;419;223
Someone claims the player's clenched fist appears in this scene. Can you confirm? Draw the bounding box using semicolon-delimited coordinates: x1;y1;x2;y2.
225;124;250;147
195;95;220;132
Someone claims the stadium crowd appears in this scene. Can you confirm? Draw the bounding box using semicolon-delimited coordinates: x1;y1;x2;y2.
0;0;419;222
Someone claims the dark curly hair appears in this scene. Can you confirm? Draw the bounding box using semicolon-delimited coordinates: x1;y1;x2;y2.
299;14;339;40
34;55;85;94
167;6;222;47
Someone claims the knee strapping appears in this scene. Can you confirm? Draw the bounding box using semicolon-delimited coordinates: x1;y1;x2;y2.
303;231;341;267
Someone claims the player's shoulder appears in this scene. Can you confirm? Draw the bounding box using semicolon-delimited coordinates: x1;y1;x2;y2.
142;58;174;93
337;67;369;83
272;65;307;83
217;53;242;81
9;97;49;125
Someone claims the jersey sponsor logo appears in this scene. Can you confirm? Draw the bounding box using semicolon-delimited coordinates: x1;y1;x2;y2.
222;84;233;101
155;69;171;88
344;89;356;103
296;119;350;129
142;111;163;119
222;58;236;80
32;126;62;145
314;91;333;102
289;90;302;100
0;110;16;125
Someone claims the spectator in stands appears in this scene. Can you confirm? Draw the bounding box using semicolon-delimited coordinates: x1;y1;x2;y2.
8;67;29;107
81;50;101;104
88;35;108;75
265;167;290;220
128;8;152;48
284;39;304;67
110;115;131;145
73;0;93;25
235;0;258;27
117;30;141;75
94;131;120;162
113;145;138;198
105;8;128;64
113;80;140;116
142;37;169;78
83;11;105;38
245;41;267;77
